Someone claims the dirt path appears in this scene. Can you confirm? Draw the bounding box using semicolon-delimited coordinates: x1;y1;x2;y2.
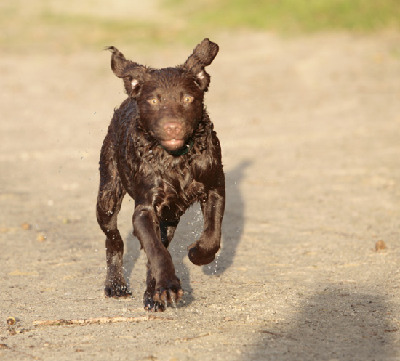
1;30;400;360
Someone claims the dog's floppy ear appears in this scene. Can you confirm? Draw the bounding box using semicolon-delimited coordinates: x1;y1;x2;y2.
106;46;146;97
183;38;219;91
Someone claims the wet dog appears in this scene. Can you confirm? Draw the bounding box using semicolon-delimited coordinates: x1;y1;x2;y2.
96;39;225;311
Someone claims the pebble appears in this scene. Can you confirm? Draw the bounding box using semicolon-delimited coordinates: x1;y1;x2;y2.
21;223;32;230
375;240;386;252
37;234;47;242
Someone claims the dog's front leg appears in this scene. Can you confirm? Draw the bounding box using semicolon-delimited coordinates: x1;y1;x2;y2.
188;185;225;266
132;205;182;311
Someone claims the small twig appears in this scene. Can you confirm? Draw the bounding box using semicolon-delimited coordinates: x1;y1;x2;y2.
259;330;283;337
175;332;211;343
33;315;172;327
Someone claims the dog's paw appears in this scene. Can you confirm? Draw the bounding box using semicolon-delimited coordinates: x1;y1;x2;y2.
143;281;183;312
144;288;184;312
104;281;132;298
188;241;218;266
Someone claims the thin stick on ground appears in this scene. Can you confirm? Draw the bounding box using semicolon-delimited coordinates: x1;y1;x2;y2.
33;315;173;327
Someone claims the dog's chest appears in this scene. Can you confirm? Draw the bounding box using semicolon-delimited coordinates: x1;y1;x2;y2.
153;168;206;221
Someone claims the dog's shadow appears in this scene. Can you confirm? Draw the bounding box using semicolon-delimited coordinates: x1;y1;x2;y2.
123;160;250;306
202;160;250;276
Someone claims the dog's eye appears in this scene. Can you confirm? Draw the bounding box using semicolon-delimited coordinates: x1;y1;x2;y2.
183;96;194;103
148;98;159;105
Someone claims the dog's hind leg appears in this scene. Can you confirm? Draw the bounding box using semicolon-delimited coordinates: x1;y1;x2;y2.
96;139;130;297
160;220;179;248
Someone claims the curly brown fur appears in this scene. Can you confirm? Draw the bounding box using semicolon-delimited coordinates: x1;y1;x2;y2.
96;39;225;311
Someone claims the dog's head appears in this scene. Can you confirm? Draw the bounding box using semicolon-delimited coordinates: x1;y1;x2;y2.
107;39;219;152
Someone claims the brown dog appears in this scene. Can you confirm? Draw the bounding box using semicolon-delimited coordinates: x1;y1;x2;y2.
96;39;225;311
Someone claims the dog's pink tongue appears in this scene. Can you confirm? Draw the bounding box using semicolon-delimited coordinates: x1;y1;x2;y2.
161;139;185;151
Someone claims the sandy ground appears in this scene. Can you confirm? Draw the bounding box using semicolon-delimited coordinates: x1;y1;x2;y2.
1;28;400;360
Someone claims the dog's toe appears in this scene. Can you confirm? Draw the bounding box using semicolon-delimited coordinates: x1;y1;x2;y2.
143;288;183;312
104;283;132;298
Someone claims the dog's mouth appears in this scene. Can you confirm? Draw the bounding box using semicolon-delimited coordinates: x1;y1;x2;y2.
160;139;186;151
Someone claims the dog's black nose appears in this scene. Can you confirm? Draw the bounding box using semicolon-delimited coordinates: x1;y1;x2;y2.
163;122;182;137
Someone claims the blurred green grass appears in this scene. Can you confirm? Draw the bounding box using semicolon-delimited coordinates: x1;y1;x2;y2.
164;0;400;33
0;3;171;53
1;0;399;54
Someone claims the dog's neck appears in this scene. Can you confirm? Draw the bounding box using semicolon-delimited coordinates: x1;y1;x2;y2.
160;139;194;156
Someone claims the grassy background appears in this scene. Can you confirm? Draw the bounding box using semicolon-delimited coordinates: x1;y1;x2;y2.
164;0;400;33
1;0;399;53
0;2;167;53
